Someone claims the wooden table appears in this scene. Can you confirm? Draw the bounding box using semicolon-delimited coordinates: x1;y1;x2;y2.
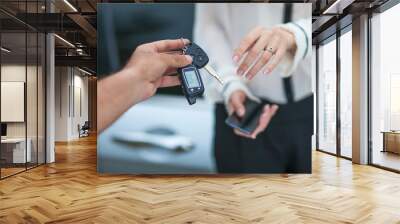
381;131;400;154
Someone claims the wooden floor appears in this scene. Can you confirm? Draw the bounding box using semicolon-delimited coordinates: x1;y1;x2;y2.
1;167;26;178
373;150;400;171
1;135;400;224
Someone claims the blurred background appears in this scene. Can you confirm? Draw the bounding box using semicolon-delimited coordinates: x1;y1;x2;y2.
97;3;216;173
0;0;397;178
98;3;194;95
97;3;317;174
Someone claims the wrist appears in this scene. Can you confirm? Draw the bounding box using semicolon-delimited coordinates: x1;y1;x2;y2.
223;80;260;105
98;66;143;132
119;65;139;83
116;66;144;105
279;27;297;55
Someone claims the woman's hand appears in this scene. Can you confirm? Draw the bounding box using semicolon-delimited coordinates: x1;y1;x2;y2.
228;90;279;139
233;26;296;80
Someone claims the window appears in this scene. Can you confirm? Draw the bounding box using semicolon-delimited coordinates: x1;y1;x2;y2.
371;3;400;171
339;29;352;158
318;38;337;154
0;1;47;179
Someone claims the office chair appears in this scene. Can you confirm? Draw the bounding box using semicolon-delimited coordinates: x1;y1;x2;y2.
79;121;90;138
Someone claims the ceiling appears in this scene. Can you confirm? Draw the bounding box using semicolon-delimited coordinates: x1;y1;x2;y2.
311;0;391;44
0;0;395;75
0;0;100;73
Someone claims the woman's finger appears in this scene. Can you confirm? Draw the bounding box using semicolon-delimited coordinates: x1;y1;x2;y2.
251;104;279;138
233;104;278;139
230;93;246;117
236;31;271;77
242;32;279;79
233;26;264;63
260;33;284;74
263;46;286;75
245;50;273;80
250;105;271;138
234;129;253;138
263;33;281;59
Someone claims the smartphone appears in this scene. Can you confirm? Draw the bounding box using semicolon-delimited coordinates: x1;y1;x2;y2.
225;99;264;135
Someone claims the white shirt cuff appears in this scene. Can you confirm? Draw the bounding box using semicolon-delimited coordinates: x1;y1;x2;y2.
277;22;309;77
222;79;260;112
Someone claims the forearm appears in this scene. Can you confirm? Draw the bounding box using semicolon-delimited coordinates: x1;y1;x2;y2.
98;68;140;132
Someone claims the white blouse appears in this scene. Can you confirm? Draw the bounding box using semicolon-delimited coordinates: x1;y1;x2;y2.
194;3;312;105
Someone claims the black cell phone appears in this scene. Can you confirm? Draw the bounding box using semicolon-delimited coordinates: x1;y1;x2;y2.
225;99;264;135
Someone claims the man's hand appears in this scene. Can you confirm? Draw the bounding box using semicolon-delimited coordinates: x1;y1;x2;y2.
232;26;296;80
124;39;193;103
98;39;192;132
228;90;279;139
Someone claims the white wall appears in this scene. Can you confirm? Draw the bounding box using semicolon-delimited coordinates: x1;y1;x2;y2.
1;65;41;138
55;67;70;141
1;65;26;132
1;82;25;122
70;73;89;138
54;67;89;141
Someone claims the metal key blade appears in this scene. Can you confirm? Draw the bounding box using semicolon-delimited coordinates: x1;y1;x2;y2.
204;64;224;85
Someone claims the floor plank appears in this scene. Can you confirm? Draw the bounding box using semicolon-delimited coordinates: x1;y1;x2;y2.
0;135;400;224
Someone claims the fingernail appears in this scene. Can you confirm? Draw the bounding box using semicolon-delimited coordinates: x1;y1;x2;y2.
239;108;245;116
233;55;240;64
263;68;270;75
185;55;193;62
182;38;190;44
237;69;244;76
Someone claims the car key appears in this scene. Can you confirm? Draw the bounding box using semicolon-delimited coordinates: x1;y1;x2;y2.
183;42;224;85
203;64;224;85
178;42;224;105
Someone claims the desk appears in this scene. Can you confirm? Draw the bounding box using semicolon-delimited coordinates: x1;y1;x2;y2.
382;131;400;154
1;138;31;164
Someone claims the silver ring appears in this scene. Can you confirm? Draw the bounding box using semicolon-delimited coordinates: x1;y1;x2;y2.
265;47;274;54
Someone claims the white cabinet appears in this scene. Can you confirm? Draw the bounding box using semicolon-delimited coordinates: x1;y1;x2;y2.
1;138;32;163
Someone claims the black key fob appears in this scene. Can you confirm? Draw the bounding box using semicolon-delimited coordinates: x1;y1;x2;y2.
178;65;204;105
184;43;209;69
178;42;208;105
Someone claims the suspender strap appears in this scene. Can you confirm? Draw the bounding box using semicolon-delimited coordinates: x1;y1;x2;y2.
282;3;294;104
